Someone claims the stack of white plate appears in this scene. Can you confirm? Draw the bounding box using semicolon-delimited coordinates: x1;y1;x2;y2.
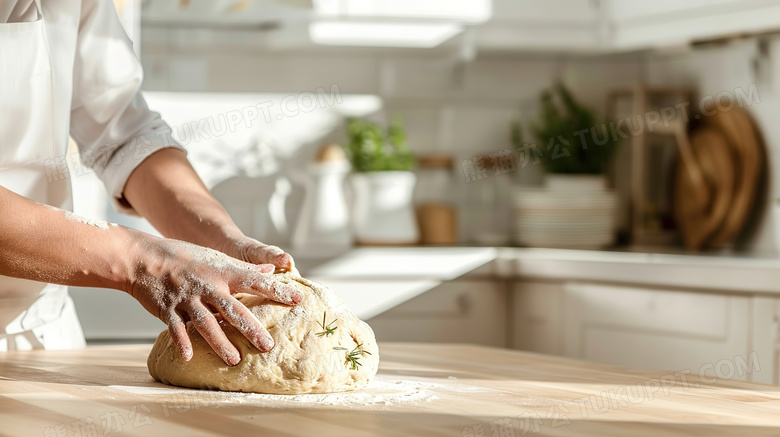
513;187;617;249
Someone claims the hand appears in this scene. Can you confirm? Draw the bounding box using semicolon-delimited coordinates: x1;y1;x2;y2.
221;236;298;275
128;236;304;366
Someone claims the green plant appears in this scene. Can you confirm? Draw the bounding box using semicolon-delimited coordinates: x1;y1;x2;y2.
344;117;415;172
513;82;618;174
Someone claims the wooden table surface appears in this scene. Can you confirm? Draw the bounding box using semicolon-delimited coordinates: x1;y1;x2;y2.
2;343;780;437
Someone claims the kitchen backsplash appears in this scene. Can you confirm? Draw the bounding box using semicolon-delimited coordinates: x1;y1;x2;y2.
139;37;779;251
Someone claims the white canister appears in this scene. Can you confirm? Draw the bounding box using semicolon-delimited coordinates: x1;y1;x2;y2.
292;161;353;251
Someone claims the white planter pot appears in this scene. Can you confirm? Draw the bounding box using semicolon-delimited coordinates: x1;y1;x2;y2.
351;171;419;245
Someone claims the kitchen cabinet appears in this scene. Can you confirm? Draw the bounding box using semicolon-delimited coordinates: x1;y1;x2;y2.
481;0;780;52
610;0;780;50
563;283;757;380
141;0;780;55
367;280;507;347
512;279;777;384
510;281;565;355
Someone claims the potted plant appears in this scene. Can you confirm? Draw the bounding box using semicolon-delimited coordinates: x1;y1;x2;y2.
515;81;619;190
510;82;620;249
344;117;419;245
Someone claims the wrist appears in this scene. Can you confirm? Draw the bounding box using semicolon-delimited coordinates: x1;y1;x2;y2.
120;229;162;297
69;225;150;295
187;218;244;254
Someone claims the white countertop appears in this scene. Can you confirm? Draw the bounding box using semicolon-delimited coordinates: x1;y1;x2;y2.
308;247;498;280
301;246;780;296
305;247;496;319
503;247;780;294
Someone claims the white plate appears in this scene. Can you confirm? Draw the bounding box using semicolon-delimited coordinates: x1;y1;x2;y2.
515;218;616;226
514;235;614;242
514;201;617;210
515;220;614;226
513;190;617;208
514;228;614;236
515;235;614;244
513;206;615;216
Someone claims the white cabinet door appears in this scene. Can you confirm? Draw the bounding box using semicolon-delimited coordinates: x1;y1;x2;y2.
367;281;507;347
510;281;565;355
562;283;763;381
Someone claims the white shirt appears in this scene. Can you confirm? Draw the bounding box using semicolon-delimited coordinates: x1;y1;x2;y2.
0;0;182;348
0;0;37;23
2;0;182;213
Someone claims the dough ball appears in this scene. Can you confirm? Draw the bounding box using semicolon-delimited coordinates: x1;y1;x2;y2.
147;272;379;394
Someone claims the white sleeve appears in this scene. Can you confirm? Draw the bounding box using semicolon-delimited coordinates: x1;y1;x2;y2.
69;0;185;215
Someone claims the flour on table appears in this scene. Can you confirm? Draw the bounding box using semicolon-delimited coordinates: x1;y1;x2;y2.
221;378;438;406
111;378;437;407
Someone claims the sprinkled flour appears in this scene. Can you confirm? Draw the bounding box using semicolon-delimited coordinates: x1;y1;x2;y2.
214;378;437;407
110;377;438;407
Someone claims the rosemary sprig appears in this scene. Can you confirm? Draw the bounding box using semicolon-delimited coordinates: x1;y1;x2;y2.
315;312;338;337
333;343;372;370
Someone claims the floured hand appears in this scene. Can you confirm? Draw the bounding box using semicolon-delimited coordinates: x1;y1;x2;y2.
127;236;304;366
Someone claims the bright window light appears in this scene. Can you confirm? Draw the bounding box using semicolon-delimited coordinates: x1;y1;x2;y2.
309;21;464;47
313;0;491;23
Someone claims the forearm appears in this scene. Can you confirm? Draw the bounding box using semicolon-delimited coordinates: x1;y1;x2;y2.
123;148;242;251
0;183;301;364
0;185;139;291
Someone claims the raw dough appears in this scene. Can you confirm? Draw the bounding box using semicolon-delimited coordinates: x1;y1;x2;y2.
147;272;379;394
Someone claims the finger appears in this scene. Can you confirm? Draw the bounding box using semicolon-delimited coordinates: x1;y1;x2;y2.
187;302;242;366
247;244;294;271
211;295;275;352
166;312;193;361
237;271;304;305
254;263;275;274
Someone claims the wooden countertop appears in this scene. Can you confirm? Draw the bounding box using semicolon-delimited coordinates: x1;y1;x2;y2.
2;343;780;436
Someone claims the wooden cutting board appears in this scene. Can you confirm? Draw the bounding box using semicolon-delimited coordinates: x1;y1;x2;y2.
674;103;764;251
707;105;763;247
674;126;735;250
2;343;780;436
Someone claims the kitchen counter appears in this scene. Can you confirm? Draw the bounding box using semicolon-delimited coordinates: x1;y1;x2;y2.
3;343;780;436
504;247;780;294
307;248;497;319
303;246;780;295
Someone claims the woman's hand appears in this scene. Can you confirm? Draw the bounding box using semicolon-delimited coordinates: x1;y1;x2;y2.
128;235;304;366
